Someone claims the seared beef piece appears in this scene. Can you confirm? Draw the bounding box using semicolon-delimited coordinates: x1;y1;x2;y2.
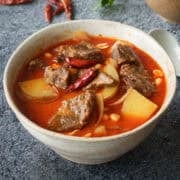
112;42;141;66
85;72;116;90
112;42;155;97
120;64;155;97
44;66;71;89
48;91;96;132
57;41;103;61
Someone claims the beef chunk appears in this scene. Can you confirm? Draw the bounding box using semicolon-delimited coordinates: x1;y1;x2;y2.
112;42;155;97
48;91;96;132
112;42;141;66
44;66;70;89
85;72;116;90
120;64;155;97
57;41;103;61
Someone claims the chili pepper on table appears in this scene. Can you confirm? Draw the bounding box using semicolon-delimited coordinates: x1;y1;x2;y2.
61;0;72;20
44;3;53;23
47;0;72;19
45;0;67;23
66;68;97;92
65;57;100;68
48;0;59;5
53;2;64;15
0;0;31;5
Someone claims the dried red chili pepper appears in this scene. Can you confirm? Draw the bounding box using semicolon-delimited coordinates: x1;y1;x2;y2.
66;68;97;92
44;3;53;23
61;0;72;20
65;57;99;68
48;0;58;5
53;2;64;15
0;0;31;5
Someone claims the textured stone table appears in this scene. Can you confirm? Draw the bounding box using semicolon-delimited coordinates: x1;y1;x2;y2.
0;0;179;179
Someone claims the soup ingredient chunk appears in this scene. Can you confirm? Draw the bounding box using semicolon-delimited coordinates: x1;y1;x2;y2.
57;41;103;62
48;91;97;132
85;72;116;90
44;65;71;89
66;68;97;92
121;88;158;120
103;63;119;82
112;42;141;65
112;42;155;97
65;57;99;68
18;78;58;101
120;64;155;97
94;125;107;136
61;0;72;20
101;63;120;99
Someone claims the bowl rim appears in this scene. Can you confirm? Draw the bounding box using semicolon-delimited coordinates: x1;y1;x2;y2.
3;19;176;142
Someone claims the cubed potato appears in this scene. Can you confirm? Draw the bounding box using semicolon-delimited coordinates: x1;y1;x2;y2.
18;78;58;101
103;63;119;82
107;58;118;69
101;85;118;100
121;89;158;119
101;63;119;99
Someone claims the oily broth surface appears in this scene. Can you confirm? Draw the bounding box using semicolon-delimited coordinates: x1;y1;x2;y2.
15;35;166;137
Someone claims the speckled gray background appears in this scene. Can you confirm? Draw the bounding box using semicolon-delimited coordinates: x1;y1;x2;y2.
0;0;180;179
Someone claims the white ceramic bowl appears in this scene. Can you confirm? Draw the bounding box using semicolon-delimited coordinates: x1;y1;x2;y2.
3;20;176;164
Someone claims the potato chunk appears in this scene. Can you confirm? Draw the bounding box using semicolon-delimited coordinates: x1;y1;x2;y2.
121;89;158;119
101;63;119;99
18;78;58;101
101;86;118;100
103;63;119;82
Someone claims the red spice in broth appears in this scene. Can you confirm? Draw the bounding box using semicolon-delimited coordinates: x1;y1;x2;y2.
14;35;166;137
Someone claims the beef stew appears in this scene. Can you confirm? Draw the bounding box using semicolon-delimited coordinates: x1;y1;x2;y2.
14;31;166;137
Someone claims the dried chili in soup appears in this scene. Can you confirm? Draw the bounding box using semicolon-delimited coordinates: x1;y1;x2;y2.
14;31;166;137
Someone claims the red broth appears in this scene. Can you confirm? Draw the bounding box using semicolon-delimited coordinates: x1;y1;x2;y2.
14;35;166;137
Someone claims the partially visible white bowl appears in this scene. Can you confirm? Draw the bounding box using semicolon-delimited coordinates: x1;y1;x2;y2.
3;20;176;164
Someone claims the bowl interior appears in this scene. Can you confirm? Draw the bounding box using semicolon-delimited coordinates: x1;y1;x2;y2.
3;20;176;140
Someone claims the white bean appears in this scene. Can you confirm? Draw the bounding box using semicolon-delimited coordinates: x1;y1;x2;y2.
153;69;163;78
155;78;162;86
110;113;120;122
94;125;106;135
